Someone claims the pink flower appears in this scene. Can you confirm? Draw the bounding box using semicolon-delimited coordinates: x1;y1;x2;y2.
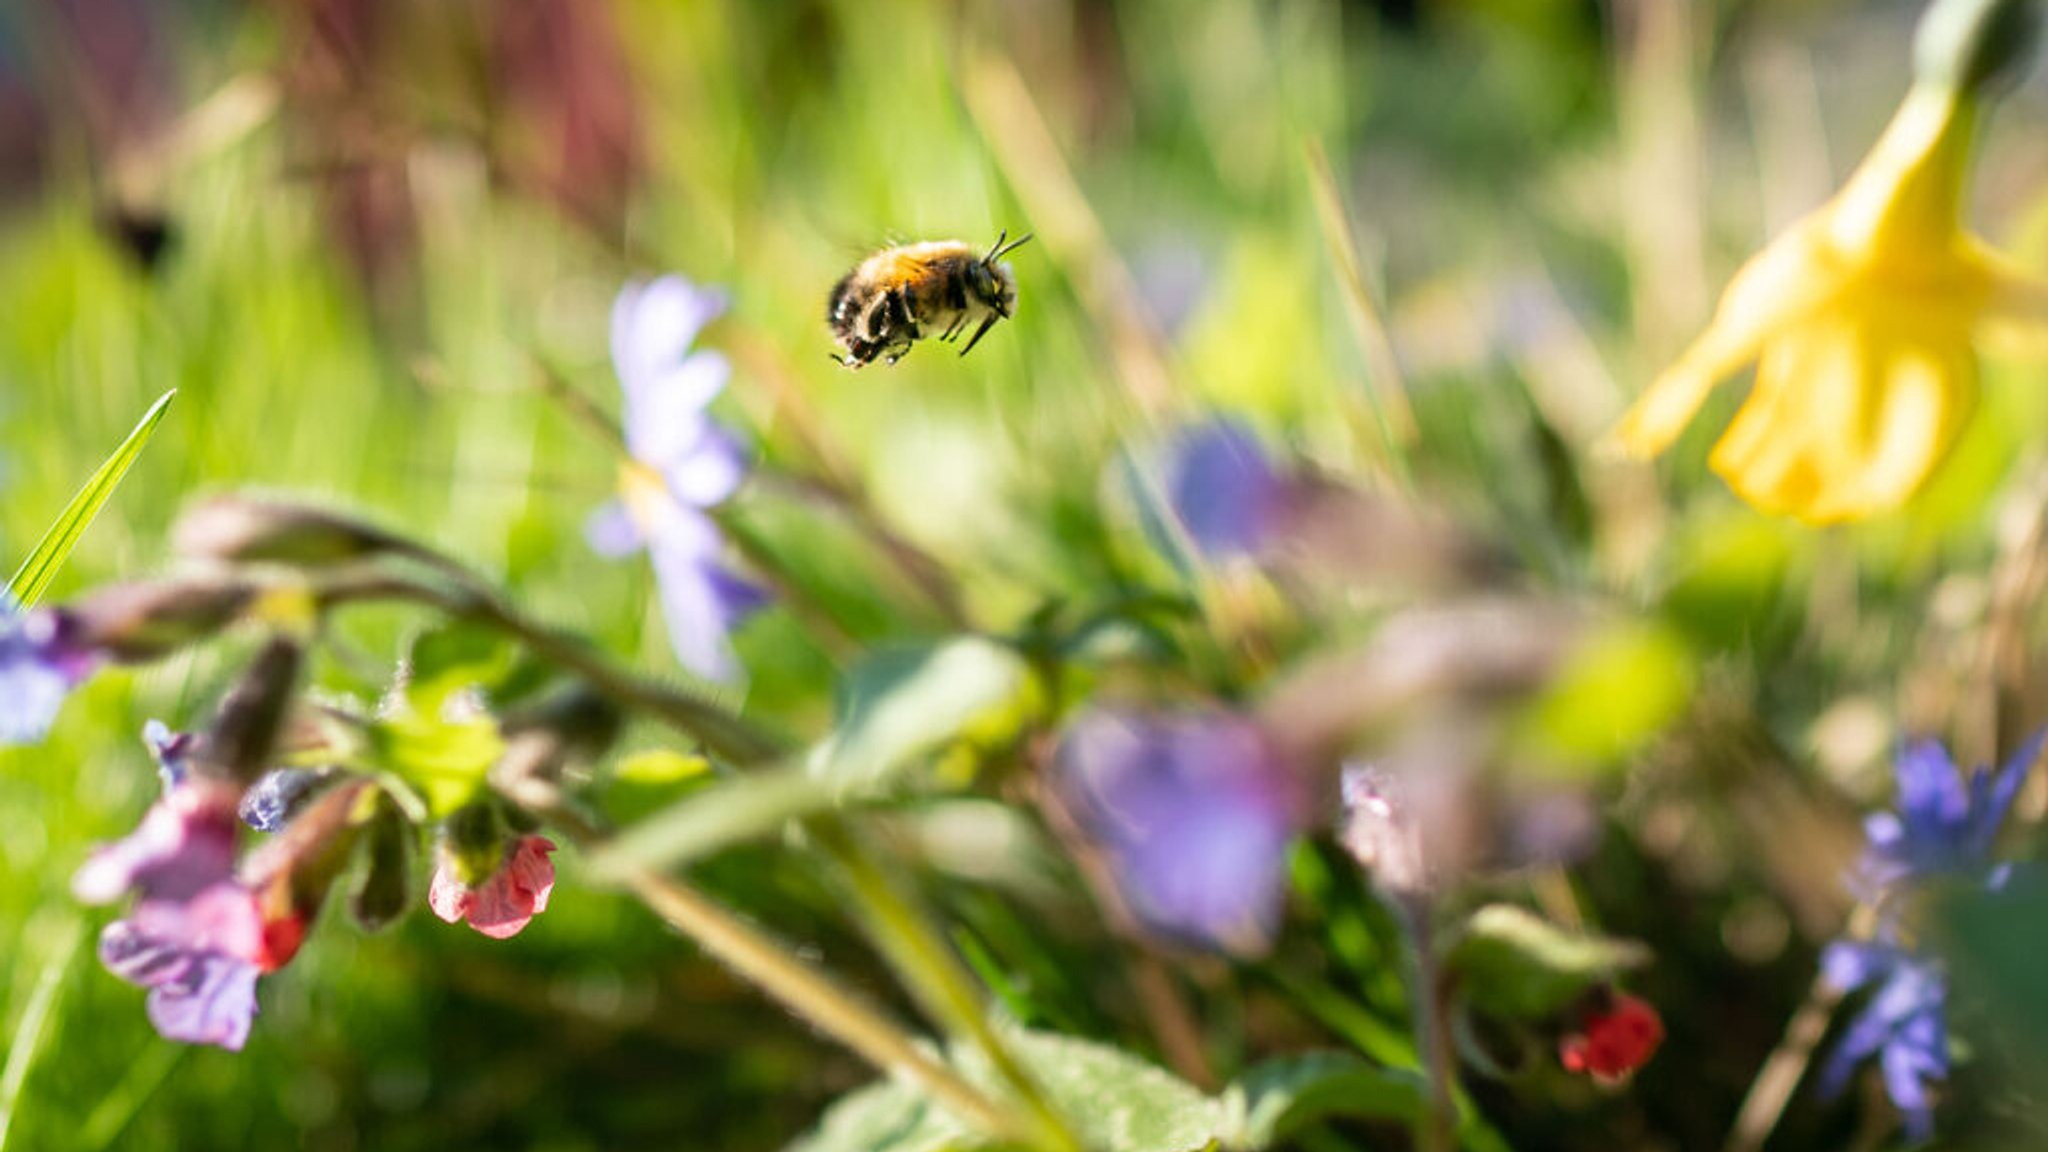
429;835;557;939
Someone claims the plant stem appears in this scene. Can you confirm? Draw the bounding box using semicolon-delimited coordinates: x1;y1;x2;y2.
618;858;1020;1138
1395;894;1456;1152
320;569;788;765
1724;973;1843;1152
809;817;1082;1152
524;795;1025;1142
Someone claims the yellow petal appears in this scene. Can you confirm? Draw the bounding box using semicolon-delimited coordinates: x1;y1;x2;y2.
1709;307;1975;523
1962;237;2048;353
1825;86;1974;259
1605;223;1845;459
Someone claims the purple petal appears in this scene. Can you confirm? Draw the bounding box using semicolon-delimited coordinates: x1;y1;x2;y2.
145;954;259;1050
99;918;201;988
1163;420;1287;561
1058;709;1299;954
1973;728;2043;854
143;721;197;790
1820;941;1890;994
1894;740;1966;845
622;355;734;467
0;608;91;746
647;511;763;682
0;653;71;745
72;790;239;905
611;276;726;413
585;501;646;559
658;420;748;509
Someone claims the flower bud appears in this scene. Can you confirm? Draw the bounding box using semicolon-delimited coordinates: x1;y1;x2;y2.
199;637;304;786
59;577;256;662
241;776;374;924
172;495;408;567
1915;0;2039;95
351;795;414;932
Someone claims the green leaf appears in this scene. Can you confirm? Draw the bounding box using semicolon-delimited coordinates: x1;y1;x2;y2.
405;622;514;712
6;390;175;609
789;1028;1221;1152
784;1078;980;1152
1446;905;1651;1022
585;763;838;880
1218;1052;1426;1149
365;709;505;818
808;638;1039;793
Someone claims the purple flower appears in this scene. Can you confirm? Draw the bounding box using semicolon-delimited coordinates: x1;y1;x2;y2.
98;884;268;1050
72;732;240;906
1057;709;1302;954
0;606;97;745
586;275;766;681
1820;939;1948;1142
74;725;303;1050
1160;420;1289;561
1856;733;2040;899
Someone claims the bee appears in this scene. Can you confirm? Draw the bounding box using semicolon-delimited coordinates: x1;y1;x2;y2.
827;231;1033;368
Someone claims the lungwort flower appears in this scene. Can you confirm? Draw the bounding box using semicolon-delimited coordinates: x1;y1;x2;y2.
74;725;303;1050
430;834;557;939
586;275;767;682
1607;2;2048;523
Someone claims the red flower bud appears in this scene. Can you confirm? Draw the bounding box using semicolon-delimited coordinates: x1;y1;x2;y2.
1559;991;1664;1081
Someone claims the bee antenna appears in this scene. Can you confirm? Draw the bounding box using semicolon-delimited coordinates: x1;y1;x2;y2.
984;231;1033;264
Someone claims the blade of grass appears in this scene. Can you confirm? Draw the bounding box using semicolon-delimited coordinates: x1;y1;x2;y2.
6;390;177;610
0;917;85;1152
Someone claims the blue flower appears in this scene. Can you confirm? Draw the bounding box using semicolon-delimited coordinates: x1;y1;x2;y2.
1056;708;1301;955
0;606;96;746
1857;733;2040;898
586;275;767;682
1159;420;1288;561
1819;938;1948;1143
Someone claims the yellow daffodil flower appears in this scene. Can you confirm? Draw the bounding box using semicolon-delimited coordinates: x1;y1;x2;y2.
1608;74;2048;523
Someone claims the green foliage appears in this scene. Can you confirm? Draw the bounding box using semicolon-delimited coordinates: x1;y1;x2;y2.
808;638;1042;793
1215;1052;1427;1149
1446;905;1650;1022
5;391;174;609
1512;619;1695;769
791;1029;1222;1152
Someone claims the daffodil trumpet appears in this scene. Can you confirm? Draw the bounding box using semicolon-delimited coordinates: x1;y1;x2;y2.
1609;62;2048;523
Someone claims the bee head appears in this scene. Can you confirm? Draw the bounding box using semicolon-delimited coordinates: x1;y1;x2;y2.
975;231;1032;316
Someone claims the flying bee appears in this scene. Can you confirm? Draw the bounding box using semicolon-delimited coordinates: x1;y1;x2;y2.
827;231;1033;368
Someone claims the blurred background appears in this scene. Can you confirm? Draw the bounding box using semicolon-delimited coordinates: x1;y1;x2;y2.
5;0;2048;1149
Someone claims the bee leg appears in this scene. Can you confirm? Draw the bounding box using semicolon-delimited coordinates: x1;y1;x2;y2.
940;313;970;342
890;290;922;340
958;313;1002;357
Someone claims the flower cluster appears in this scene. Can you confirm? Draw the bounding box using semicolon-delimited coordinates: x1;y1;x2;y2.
587;275;767;682
1818;734;2038;1139
72;728;301;1050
